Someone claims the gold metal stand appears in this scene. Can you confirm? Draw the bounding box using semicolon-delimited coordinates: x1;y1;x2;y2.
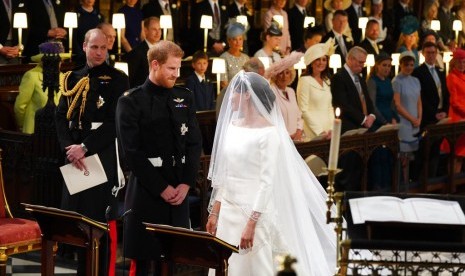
325;168;344;276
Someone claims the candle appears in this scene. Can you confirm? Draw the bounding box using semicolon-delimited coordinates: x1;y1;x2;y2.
328;108;341;170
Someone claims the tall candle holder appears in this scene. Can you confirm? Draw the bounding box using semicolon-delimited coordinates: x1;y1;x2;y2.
326;107;344;276
453;20;462;45
212;58;226;96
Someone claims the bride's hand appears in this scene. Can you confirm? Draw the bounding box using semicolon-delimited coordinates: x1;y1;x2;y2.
206;214;218;235
240;220;256;249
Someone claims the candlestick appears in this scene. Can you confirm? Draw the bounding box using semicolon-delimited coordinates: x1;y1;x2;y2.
112;13;126;59
328;108;341;170
212;58;226;96
453;20;462;45
358;17;368;41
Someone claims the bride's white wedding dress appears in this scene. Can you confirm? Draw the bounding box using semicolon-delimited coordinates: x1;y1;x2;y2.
211;123;336;276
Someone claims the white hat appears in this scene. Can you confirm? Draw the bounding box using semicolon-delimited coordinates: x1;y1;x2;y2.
304;38;336;65
372;0;383;5
324;0;351;12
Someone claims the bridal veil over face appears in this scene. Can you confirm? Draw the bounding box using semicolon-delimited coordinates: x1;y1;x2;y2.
208;70;337;275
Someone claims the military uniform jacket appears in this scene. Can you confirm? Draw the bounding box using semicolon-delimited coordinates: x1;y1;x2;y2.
116;79;202;259
55;63;129;221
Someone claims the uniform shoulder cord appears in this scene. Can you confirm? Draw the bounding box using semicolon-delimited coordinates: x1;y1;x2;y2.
60;71;90;129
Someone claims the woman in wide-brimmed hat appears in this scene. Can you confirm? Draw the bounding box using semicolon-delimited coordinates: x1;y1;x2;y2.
296;39;335;141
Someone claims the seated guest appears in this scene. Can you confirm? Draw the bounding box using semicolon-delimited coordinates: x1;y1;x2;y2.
220;22;249;88
14;42;69;134
266;52;305;141
126;17;162;87
118;0;144;53
185;51;215;111
420;0;448;51
297;40;335;141
254;22;283;66
227;0;254;54
368;0;389;45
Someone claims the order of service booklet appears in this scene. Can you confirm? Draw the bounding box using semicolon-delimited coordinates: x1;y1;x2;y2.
59;154;108;195
349;196;465;225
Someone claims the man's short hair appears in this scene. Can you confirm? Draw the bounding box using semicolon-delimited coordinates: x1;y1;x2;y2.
333;10;348;18
147;40;184;65
143;16;160;29
192;50;208;63
366;19;379;30
84;28;105;44
422;41;438;50
242;57;264;74
347;46;368;60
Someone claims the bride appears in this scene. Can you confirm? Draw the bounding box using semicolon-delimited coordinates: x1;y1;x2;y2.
206;71;337;275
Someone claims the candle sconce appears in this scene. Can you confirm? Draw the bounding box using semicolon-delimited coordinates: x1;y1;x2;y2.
13;12;27;62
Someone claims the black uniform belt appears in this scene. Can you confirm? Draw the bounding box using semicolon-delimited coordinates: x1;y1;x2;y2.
148;156;186;167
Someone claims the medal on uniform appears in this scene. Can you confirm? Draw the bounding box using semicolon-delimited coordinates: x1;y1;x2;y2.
97;96;105;109
180;123;188;135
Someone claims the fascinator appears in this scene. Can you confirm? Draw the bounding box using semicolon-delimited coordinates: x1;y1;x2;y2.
304;38;336;66
399;50;416;62
226;22;246;38
400;15;419;35
264;51;304;82
266;22;283;37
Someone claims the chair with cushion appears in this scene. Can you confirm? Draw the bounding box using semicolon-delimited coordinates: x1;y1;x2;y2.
0;148;41;275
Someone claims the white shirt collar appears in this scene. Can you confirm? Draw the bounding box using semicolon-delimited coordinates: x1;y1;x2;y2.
295;3;306;14
235;1;243;10
195;71;205;82
146;40;157;48
344;63;358;82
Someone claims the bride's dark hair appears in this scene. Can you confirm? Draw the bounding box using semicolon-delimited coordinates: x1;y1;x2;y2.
245;72;276;113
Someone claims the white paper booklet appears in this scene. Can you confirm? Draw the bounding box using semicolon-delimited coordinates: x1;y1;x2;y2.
342;128;368;136
60;154;108;195
349;196;465;225
375;124;399;133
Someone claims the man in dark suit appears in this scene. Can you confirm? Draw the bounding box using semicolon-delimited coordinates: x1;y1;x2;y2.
141;0;180;44
227;0;254;54
358;19;383;56
55;28;129;275
190;0;228;56
389;0;415;44
116;40;202;276
288;0;309;51
23;0;67;61
346;0;366;44
0;0;22;63
331;46;375;191
322;10;353;62
412;41;449;179
437;0;455;48
126;16;162;87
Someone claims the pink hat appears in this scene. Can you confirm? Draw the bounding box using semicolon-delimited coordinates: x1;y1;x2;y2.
453;48;465;60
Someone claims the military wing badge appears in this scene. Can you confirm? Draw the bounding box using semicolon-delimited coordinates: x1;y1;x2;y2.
174;98;184;103
97;96;105;108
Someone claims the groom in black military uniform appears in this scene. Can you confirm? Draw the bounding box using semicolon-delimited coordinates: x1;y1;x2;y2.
55;28;129;275
116;40;202;275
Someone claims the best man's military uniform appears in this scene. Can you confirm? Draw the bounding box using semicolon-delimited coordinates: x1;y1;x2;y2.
55;63;129;222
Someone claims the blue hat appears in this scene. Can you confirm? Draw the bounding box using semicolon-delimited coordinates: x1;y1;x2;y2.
400;15;419;35
226;22;246;38
266;22;282;37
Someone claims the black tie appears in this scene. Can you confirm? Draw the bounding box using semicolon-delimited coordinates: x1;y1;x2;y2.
213;2;220;25
240;6;246;15
302;9;306;16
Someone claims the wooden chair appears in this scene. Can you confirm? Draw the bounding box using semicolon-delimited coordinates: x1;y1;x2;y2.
0;148;41;276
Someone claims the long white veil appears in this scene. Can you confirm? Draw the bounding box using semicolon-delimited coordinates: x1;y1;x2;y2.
208;70;337;275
